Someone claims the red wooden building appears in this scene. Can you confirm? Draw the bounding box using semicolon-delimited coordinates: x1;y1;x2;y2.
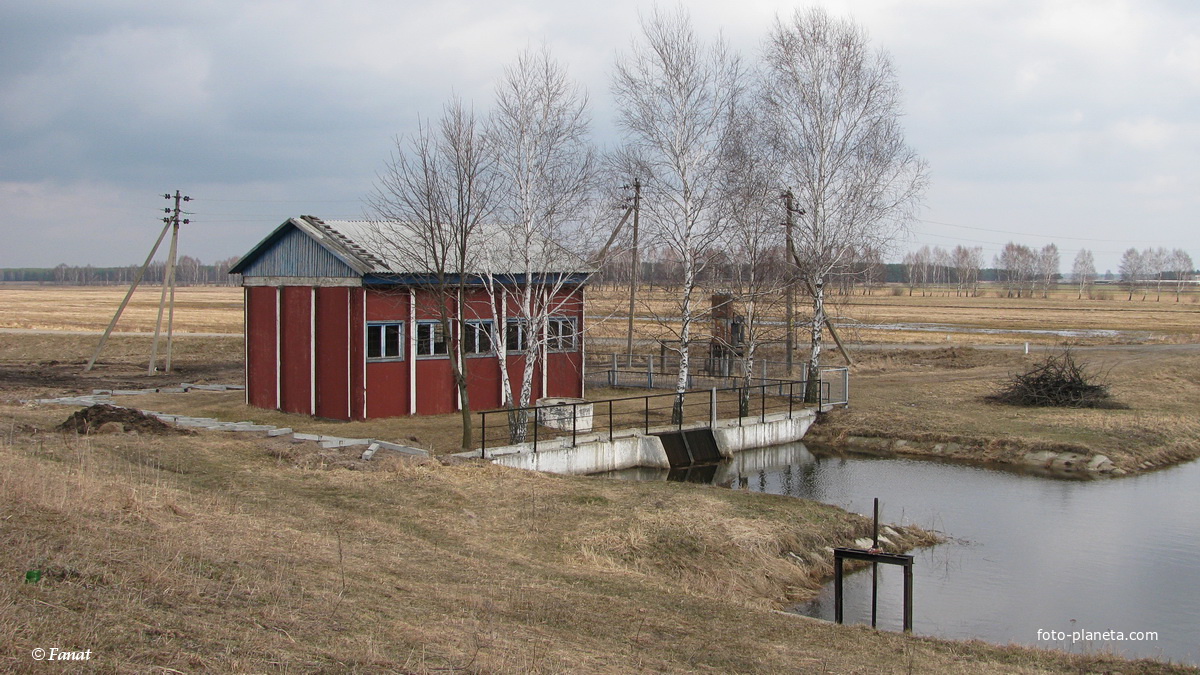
230;216;589;420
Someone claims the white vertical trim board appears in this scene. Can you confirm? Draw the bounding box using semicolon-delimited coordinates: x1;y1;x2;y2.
579;285;586;398
243;286;249;405
409;289;417;415
362;289;368;420
310;287;316;415
346;287;352;420
275;287;282;410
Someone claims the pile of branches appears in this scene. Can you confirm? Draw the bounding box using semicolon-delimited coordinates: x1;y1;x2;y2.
986;350;1124;409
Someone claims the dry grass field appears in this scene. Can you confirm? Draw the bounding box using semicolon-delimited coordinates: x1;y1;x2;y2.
810;345;1200;473
2;285;1198;671
0;285;242;334
585;284;1200;347
1;284;1196;467
3;402;1191;674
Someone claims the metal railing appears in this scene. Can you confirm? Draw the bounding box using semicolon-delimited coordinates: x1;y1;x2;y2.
586;352;850;408
477;378;829;457
587;352;814;382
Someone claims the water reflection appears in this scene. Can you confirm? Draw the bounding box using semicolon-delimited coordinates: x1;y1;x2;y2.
598;444;1200;665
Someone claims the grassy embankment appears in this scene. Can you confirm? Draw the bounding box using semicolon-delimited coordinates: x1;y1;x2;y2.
4;401;1194;674
2;285;1198;670
807;345;1200;474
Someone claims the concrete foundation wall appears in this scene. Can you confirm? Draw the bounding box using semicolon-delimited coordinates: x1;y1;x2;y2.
486;409;817;475
491;434;670;474
712;411;816;456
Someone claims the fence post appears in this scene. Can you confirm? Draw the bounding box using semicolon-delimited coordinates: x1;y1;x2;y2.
571;401;577;447
710;387;717;428
609;399;614;441
533;410;539;452
648;355;654;389
761;384;766;423
788;381;794;419
644;396;650;434
480;411;487;459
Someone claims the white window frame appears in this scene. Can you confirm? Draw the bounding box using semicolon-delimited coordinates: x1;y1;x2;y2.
366;321;405;361
505;318;528;353
547;316;578;352
463;320;494;357
416;320;449;358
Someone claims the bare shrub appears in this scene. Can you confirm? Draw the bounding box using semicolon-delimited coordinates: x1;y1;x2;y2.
986;350;1125;409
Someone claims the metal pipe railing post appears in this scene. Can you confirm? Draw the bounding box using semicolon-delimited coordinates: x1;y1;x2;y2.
644;396;649;433
571;401;577;447
533;410;539;452
608;400;614;441
760;384;766;423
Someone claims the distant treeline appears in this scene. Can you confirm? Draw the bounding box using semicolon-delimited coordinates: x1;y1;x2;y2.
1;256;242;286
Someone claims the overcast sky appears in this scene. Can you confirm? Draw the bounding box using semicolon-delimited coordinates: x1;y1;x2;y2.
2;0;1197;273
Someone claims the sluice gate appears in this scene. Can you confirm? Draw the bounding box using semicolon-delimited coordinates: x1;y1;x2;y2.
653;428;721;467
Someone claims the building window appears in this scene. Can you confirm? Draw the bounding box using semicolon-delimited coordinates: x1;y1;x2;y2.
416;320;448;357
366;322;404;361
548;316;578;352
463;320;494;356
505;319;528;353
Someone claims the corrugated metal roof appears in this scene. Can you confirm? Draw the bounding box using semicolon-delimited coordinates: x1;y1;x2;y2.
318;217;594;277
233;215;594;280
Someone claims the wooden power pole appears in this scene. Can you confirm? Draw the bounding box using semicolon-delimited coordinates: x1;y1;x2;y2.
783;190;800;376
86;191;190;373
625;178;641;361
150;191;189;374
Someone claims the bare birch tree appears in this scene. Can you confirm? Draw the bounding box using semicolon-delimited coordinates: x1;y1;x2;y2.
762;7;927;402
952;245;983;297
1170;248;1193;302
719;101;786;408
1120;247;1145;301
613;7;744;410
1072;248;1096;299
483;46;597;437
1038;243;1060;298
1145;246;1169;301
366;99;497;449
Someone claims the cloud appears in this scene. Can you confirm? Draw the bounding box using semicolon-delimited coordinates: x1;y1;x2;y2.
0;0;1197;271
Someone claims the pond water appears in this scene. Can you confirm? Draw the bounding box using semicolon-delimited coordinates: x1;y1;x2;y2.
599;444;1200;665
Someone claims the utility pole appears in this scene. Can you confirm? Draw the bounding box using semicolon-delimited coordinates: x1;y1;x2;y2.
149;191;189;374
625;178;641;361
782;190;853;378
782;190;802;377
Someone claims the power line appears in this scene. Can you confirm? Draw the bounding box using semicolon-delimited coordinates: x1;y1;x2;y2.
192;197;364;204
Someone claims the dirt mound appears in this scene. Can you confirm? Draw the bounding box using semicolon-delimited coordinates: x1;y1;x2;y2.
59;404;185;435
